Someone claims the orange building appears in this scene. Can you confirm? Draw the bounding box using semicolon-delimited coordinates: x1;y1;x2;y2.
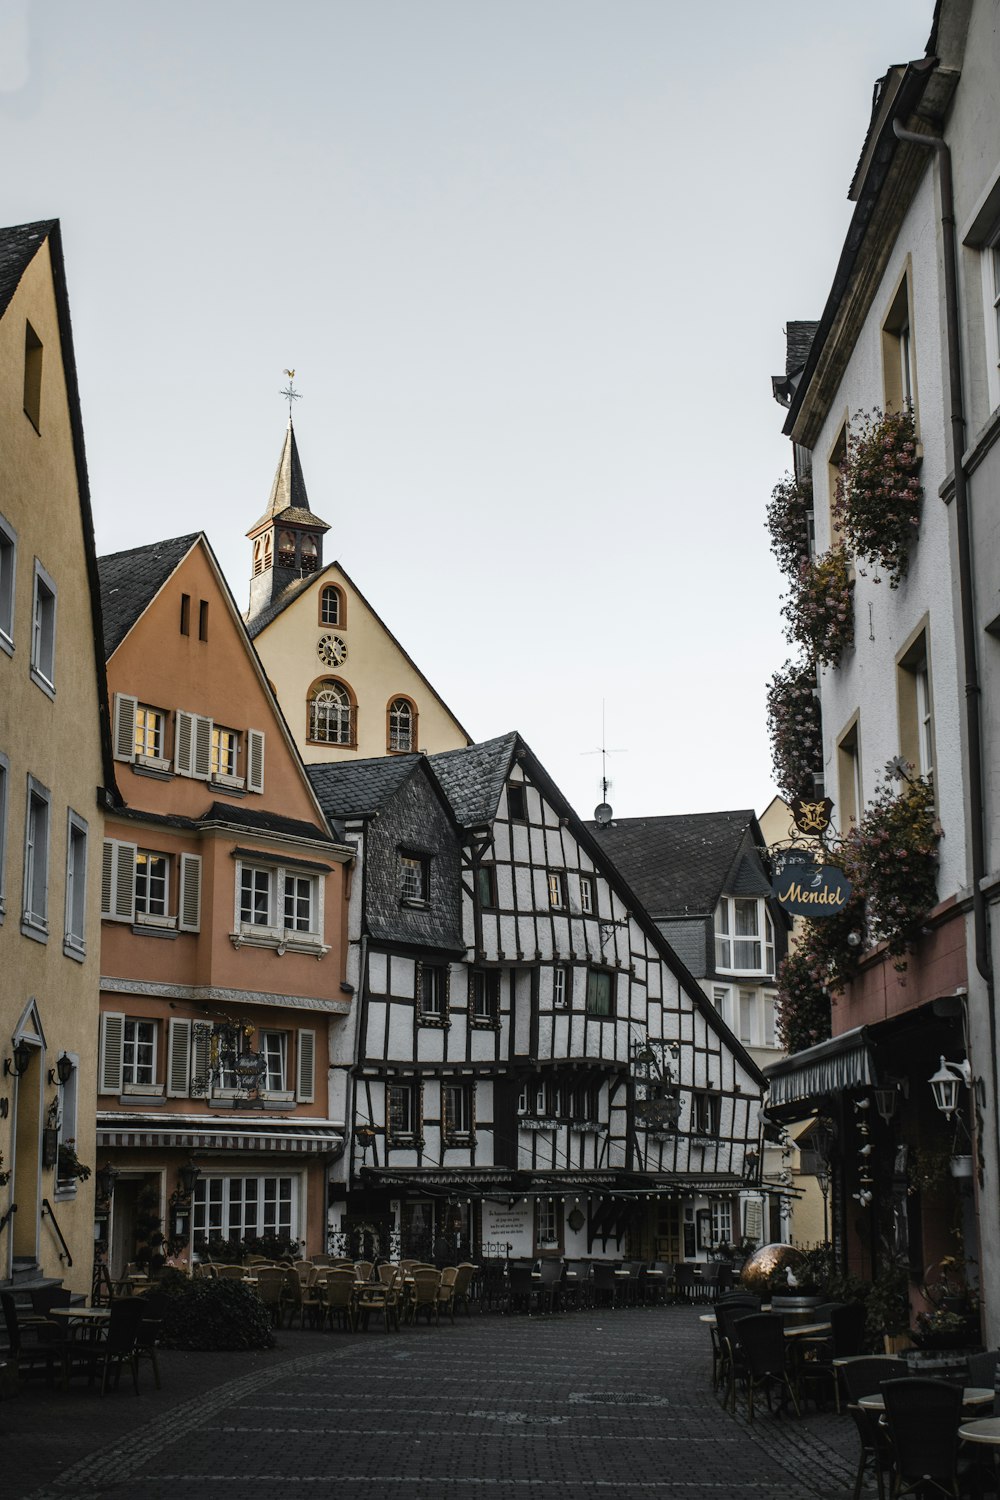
95;532;353;1273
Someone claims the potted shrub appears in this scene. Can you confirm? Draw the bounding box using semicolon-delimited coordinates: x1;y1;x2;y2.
841;766;940;969
865;1263;911;1353
766;658;823;802
781;547;854;667
766;472;813;578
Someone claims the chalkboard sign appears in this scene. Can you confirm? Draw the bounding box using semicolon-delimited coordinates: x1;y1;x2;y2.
683;1221;696;1258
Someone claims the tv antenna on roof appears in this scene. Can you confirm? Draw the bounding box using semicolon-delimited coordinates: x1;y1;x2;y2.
583;700;626;827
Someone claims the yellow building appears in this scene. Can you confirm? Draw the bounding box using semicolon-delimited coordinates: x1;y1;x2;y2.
0;221;114;1292
246;420;471;763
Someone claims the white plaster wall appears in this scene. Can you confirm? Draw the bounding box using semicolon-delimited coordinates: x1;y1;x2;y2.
811;167;968;898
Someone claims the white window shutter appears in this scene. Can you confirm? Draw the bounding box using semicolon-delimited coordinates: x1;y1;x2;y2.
113;694;137;762
179;853;202;932
100;1012;125;1094
247;730;265;794
296;1028;316;1103
190;1022;212;1098
167;1018;192;1097
193;715;212;780
101;840;136;922
175;710;194;776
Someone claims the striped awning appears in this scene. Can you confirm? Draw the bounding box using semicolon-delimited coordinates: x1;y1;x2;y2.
764;1026;876;1110
96;1113;344;1156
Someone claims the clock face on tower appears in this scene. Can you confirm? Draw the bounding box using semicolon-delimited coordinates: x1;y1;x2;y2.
317;633;348;667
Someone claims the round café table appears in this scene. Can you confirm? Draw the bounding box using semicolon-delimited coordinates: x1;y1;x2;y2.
960;1416;1000;1446
861;1387;995;1414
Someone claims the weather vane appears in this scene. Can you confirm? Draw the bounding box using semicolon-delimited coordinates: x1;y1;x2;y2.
280;369;301;418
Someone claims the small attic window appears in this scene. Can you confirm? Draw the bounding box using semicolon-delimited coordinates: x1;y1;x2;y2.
24;322;42;431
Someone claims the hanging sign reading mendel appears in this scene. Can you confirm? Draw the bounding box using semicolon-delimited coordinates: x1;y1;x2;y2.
772;848;853;918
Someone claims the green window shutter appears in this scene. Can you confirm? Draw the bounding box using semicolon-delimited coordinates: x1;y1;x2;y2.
100;1012;125;1094
247;730;265;794
296;1028;316;1103
179;853;202;932
167;1018;192;1097
113;693;137;762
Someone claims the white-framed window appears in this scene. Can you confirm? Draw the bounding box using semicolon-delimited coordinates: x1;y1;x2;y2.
739;988;755;1046
0;751;8;921
30;559;56;695
535;1197;560;1251
320;584;341;625
418;963;448;1022
309;681;353;745
398;852;428;904
763;992;777;1048
234;859;323;952
579;874;596;914
0;512;16;656
211;725;242;786
547;871;566;909
710;1200;733;1248
553;966;568;1008
54;1053;79;1196
136;705;166;761
916;664;934;780
442;1082;473;1140
63;809;88;958
388;697;415;752
22;774;50;939
712;985;729;1021
470;970;499;1023
690;1091;720;1137
517;1084;529;1115
123;1018;156;1087
135;850;170;921
262;1030;288;1092
981;226;1000;412
193;1174;296;1245
714;897;775;976
387;1083;418;1143
898;630;935;783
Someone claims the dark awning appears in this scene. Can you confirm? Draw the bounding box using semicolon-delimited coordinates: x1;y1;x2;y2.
97;1112;344;1156
764;1027;876;1114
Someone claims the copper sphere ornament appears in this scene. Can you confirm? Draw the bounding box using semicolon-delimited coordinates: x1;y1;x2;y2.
740;1242;807;1293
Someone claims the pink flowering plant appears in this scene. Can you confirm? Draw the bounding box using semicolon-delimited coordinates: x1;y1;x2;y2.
834;408;922;589
766;659;822;801
841;768;939;966
766;472;813;578
781;546;854;667
775;884;865;1051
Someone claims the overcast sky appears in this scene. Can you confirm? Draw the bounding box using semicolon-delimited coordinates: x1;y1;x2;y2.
2;0;936;822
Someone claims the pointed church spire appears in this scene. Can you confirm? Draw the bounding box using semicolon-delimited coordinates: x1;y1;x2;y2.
246;418;331;626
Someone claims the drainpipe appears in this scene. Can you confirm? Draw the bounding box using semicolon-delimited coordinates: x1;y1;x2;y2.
892;117;998;1266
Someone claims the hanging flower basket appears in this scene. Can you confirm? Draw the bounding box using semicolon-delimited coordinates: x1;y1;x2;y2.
766;658;823;802
841;768;940;967
834;407;922;588
781;547;854;667
766;472;813;578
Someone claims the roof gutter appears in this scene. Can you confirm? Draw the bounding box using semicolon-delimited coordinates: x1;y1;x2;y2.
891;113;997;1225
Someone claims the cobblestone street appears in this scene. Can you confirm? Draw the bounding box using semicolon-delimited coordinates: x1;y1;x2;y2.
11;1306;859;1500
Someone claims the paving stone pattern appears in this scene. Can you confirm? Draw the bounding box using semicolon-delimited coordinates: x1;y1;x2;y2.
10;1306;860;1499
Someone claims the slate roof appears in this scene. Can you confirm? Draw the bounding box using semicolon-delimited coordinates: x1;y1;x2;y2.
98;534;200;657
245;570;315;638
199;802;332;843
428;732;519;826
785;321;819;376
0;220;55;319
308;756;422;819
584;810;761;918
247;420;329;534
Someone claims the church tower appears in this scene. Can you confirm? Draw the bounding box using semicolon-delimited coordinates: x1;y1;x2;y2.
246;418;331;627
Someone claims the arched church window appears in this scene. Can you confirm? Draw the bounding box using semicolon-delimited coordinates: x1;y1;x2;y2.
301;534;319;574
387;697;416;753
278;529;296;568
309;680;355;746
320;585;342;626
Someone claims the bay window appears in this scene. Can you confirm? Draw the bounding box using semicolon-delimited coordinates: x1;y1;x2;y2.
234;859;324;953
714;897;775;976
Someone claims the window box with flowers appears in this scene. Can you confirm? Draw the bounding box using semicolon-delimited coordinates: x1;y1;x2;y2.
842;767;939;968
781;546;854;668
766;658;823;802
766;472;814;577
834;408;922;589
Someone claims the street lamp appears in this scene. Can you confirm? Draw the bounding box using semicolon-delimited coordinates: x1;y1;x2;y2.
928;1057;972;1120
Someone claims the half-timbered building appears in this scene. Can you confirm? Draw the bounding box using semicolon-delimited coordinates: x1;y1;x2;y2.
310;733;764;1264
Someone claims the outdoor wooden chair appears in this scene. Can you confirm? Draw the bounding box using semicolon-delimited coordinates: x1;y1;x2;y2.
408;1268;442;1325
319;1269;358;1332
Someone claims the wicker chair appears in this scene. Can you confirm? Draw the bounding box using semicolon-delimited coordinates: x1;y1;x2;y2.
409;1268;442;1325
318;1269;358;1332
1;1292;59;1385
452;1262;477;1317
881;1377;968;1500
254;1267;288;1327
841;1356;906;1500
90;1298;146;1396
436;1267;459;1324
734;1313;801;1422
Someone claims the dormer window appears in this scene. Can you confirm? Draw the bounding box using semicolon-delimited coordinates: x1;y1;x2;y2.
714;897;775;976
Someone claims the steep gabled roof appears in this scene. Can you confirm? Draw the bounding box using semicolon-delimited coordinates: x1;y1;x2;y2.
0;219;56;318
428;732;519;826
98;534;200;657
308;755;423;820
584;810;761;918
